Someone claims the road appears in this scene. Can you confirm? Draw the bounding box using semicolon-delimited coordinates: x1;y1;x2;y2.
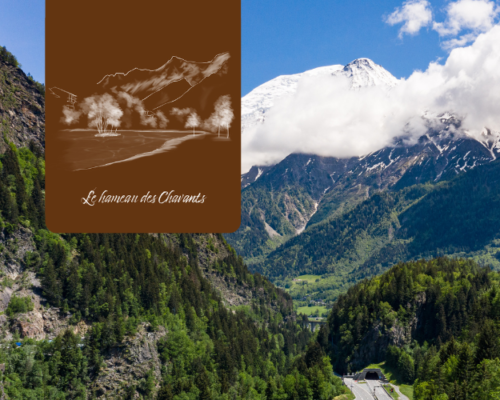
366;380;393;400
390;383;410;400
344;378;375;400
344;378;393;400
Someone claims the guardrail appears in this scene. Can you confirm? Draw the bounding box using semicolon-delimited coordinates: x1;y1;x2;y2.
381;383;395;399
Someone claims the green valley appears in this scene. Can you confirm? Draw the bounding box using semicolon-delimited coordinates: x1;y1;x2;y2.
248;159;500;310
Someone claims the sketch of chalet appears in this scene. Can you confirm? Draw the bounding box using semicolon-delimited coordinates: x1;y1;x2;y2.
49;87;77;109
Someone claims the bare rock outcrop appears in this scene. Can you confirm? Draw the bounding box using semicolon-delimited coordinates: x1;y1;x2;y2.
92;323;166;399
349;293;427;371
0;60;45;152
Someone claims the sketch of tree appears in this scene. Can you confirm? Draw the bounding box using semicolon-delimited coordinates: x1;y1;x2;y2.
185;112;201;135
207;95;233;137
210;112;222;137
81;94;123;136
219;100;234;138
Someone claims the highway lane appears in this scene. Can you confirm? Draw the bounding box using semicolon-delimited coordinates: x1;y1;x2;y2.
365;380;393;400
344;378;375;400
344;378;397;400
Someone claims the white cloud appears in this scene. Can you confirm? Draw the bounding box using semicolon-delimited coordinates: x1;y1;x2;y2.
386;0;500;49
385;0;433;37
242;25;500;172
433;0;499;48
433;0;499;35
438;32;478;49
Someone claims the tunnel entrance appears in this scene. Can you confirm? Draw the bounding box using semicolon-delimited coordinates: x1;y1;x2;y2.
365;371;379;380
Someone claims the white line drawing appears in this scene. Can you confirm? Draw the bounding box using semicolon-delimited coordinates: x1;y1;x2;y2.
205;95;234;138
81;94;123;137
185;112;201;135
50;52;235;170
219;96;234;138
49;87;78;109
97;52;230;110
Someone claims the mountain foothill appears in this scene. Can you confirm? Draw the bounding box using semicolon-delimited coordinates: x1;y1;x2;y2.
2;44;500;399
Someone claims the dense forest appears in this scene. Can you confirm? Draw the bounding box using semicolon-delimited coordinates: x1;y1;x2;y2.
317;257;500;399
253;159;500;309
226;182;316;264
0;65;349;399
5;45;500;399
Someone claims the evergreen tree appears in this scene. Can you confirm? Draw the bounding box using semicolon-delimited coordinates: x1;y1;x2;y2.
398;352;415;384
475;320;500;364
51;329;87;398
265;378;276;400
195;368;212;400
42;258;62;306
157;384;174;400
304;342;324;369
0;178;13;222
2;145;26;212
457;343;475;398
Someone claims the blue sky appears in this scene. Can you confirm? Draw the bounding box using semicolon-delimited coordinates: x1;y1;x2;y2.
0;0;45;83
0;0;496;94
242;0;454;95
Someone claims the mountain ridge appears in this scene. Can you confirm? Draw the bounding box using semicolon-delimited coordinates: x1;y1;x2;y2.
229;116;500;267
242;57;399;137
98;52;230;98
234;55;500;269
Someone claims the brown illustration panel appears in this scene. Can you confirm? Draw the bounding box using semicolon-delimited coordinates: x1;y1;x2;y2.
46;0;241;232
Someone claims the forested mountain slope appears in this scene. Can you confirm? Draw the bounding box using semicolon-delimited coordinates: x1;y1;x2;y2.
0;48;349;399
228;126;498;268
228;154;359;264
250;157;500;305
316;257;500;399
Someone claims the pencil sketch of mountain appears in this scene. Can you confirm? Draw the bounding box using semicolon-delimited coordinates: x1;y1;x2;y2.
97;52;230;110
49;52;235;171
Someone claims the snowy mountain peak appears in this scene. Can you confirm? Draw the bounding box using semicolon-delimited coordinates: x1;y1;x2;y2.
242;58;399;133
241;64;343;132
340;58;399;89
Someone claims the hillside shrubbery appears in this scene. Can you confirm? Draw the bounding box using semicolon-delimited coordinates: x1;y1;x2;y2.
317;257;500;399
0;46;20;68
0;136;349;398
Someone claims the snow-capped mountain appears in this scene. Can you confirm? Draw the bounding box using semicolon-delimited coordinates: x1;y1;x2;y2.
232;58;500;266
242;58;399;133
340;58;399;89
476;127;500;160
242;65;343;133
229;113;500;262
241;165;272;189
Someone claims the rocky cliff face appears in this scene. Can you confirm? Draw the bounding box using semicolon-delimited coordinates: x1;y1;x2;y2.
0;57;73;344
348;293;427;371
92;324;166;399
0;226;86;341
0;60;45;153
